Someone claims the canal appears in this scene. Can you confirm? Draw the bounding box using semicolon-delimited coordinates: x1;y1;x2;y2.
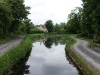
11;35;84;75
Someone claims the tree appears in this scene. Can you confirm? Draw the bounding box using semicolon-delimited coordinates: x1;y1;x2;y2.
0;0;12;38
22;19;34;34
45;20;54;32
66;7;82;34
81;0;100;43
88;0;100;43
53;23;60;33
79;0;94;38
8;0;30;33
0;0;30;38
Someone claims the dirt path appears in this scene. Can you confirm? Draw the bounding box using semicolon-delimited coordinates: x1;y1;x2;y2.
0;36;24;56
72;37;100;73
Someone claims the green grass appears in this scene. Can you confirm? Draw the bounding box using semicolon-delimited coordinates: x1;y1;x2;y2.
65;34;98;75
0;34;44;75
64;34;76;51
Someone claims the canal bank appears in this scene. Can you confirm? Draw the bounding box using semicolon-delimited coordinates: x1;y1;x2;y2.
0;34;44;75
10;35;84;75
0;34;98;75
65;34;99;75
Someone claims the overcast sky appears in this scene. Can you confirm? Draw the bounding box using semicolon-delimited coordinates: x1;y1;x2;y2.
24;0;82;25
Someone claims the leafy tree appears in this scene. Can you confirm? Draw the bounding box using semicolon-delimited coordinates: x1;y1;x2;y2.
0;0;30;38
60;22;66;28
22;19;34;34
59;28;65;33
0;0;12;38
67;0;100;43
88;0;100;43
53;23;60;33
66;7;82;34
79;0;94;38
45;20;54;32
53;22;66;34
80;0;100;43
8;0;30;33
19;22;27;34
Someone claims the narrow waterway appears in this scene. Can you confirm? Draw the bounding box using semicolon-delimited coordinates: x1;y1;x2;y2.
24;36;83;75
11;36;84;75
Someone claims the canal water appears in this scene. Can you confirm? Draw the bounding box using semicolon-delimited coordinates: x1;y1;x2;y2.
11;36;84;75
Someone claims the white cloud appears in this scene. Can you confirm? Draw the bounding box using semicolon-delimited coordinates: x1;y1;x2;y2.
24;0;82;25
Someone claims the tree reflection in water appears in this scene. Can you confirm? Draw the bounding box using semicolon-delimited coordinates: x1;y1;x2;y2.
44;37;53;49
43;35;67;49
10;51;31;75
10;35;67;75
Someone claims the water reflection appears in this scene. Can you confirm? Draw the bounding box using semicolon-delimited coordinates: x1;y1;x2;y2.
65;51;84;75
44;37;53;48
10;35;84;75
24;36;82;75
10;51;31;75
43;36;67;49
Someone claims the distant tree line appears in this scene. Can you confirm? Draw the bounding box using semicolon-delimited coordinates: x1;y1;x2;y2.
44;0;100;44
65;0;100;44
1;0;100;44
44;20;66;34
0;0;34;38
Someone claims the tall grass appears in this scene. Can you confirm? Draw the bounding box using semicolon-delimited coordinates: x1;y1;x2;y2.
0;34;44;75
65;34;98;75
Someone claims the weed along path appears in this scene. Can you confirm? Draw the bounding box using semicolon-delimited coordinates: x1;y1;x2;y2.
0;36;24;56
72;37;100;73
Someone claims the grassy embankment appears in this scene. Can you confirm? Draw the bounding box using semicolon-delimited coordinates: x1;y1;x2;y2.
0;34;44;75
65;34;98;75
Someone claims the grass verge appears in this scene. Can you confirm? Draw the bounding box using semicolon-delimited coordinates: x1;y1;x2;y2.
65;34;98;75
0;34;44;75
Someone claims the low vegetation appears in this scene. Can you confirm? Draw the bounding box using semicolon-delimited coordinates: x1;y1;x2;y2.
0;34;44;75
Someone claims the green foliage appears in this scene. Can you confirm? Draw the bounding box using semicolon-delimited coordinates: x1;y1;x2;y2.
29;29;44;34
20;19;34;34
81;0;100;42
0;0;30;38
66;7;82;34
53;23;60;33
0;34;44;74
45;20;54;32
8;0;30;33
0;0;12;38
53;22;66;34
66;1;100;43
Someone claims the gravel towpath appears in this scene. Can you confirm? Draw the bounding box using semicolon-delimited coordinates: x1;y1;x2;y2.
0;36;24;56
72;37;100;73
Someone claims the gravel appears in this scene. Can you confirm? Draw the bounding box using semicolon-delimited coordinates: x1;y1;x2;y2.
72;38;100;72
0;36;24;56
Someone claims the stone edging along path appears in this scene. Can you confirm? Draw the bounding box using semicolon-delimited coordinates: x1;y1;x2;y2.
72;37;100;73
